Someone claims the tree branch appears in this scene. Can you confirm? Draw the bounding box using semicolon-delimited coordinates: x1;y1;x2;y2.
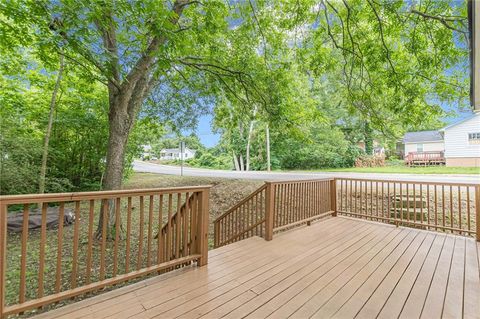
410;9;468;34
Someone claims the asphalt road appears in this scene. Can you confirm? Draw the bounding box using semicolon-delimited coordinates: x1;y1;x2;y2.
133;160;480;184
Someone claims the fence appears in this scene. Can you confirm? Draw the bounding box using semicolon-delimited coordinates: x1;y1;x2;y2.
214;178;480;249
0;186;210;318
213;179;335;247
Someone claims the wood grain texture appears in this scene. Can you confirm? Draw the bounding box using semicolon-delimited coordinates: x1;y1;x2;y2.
32;217;480;319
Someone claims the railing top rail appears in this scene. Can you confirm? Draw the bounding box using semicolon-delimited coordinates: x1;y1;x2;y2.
265;178;334;185
335;177;479;187
214;184;267;222
0;185;213;205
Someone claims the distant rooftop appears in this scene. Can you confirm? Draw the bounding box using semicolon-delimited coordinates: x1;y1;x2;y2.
403;130;443;143
160;148;195;153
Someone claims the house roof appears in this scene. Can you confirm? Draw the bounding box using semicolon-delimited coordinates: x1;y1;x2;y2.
160;148;195;153
440;113;479;131
403;130;443;143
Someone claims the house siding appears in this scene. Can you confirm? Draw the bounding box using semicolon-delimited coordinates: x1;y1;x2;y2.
404;142;444;154
444;115;480;161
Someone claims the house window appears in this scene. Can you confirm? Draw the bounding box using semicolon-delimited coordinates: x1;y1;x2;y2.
468;132;480;144
416;144;423;152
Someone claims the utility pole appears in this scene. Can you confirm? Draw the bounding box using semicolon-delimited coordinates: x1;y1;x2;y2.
180;141;185;176
266;124;271;172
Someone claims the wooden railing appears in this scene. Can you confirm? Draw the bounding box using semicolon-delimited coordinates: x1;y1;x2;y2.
214;177;480;250
336;178;480;240
213;179;336;248
0;186;210;318
405;151;445;165
213;184;267;248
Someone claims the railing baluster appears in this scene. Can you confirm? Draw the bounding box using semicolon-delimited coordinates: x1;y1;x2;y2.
55;203;64;293
450;186;454;232
86;200;95;284
183;193;189;256
467;188;471;233
420;184;423;225
113;198;121;276
137;196;145;269
167;194;172;262
458;186;462;234
146;196;153;266
100;199;108;280
71;201;80;289
158;194;164;264
38;203;47;299
442;185;446;229
175;193;182;259
125;197;132;273
400;182;403;224
19;204;29;303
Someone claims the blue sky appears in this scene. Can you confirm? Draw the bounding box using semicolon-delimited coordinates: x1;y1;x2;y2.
190;114;220;147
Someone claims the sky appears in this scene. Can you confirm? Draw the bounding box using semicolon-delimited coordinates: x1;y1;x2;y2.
190;114;220;147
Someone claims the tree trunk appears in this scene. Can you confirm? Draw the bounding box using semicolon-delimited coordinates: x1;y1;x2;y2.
239;153;244;171
246;106;258;171
39;52;65;194
92;0;188;240
94;93;136;239
233;151;240;171
266;124;271;172
364;121;373;155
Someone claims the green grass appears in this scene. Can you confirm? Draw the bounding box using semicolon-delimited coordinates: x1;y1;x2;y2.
291;166;480;175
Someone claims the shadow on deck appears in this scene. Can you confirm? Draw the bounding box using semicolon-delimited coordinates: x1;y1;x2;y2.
34;216;480;319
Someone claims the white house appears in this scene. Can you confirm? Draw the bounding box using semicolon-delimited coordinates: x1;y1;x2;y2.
141;144;153;159
440;113;480;167
160;148;196;160
402;130;445;154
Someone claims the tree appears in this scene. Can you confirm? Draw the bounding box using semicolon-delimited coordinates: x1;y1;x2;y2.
39;52;65;194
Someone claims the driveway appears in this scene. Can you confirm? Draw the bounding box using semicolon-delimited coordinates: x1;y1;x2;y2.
133;161;480;184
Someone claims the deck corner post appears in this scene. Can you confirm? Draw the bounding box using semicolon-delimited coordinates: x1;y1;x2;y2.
265;182;275;241
197;188;210;266
0;204;7;319
330;179;337;217
475;185;480;242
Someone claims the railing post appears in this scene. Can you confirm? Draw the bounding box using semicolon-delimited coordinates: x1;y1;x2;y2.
330;179;337;216
265;182;274;241
196;188;210;266
476;185;480;242
0;204;7;319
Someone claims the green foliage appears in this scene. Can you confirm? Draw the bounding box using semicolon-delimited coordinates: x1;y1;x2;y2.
273;124;358;169
0;0;471;193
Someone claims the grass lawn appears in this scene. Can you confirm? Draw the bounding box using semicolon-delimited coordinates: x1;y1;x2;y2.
295;166;480;175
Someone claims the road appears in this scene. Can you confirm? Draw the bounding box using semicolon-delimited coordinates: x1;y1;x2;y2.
133;160;480;184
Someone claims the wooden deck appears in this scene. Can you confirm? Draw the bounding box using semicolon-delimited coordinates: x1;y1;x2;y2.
35;217;480;319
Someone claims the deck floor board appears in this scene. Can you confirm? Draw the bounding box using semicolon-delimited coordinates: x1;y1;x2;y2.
34;217;480;319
